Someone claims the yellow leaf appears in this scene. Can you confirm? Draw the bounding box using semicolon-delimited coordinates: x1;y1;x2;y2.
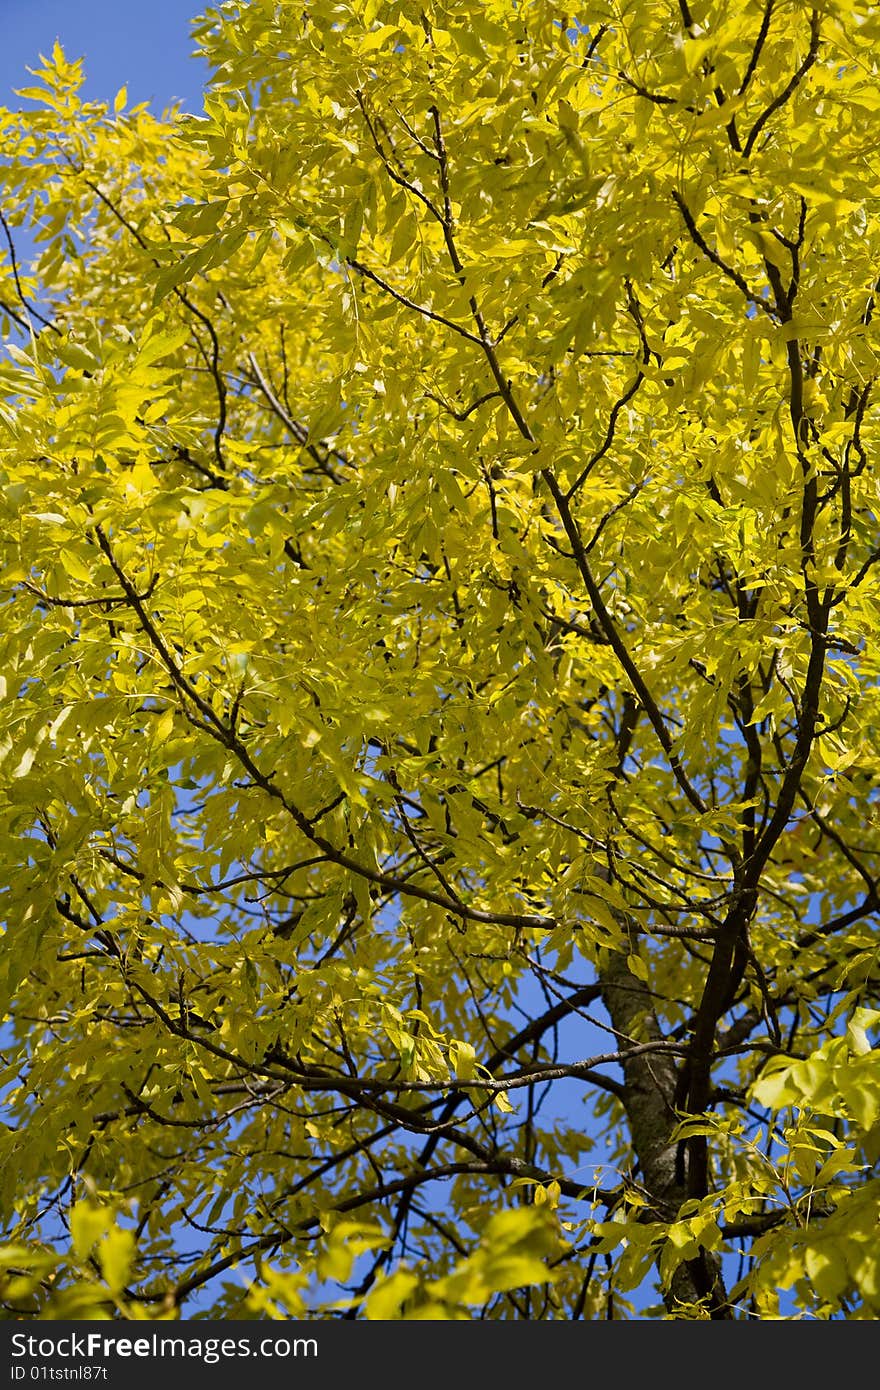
627;953;649;982
70;1203;111;1261
365;1269;419;1319
97;1227;135;1293
59;549;92;583
153;708;175;745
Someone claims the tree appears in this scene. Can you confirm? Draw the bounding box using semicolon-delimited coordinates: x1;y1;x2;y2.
0;0;879;1321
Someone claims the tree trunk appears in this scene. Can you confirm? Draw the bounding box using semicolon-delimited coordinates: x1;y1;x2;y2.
600;937;730;1317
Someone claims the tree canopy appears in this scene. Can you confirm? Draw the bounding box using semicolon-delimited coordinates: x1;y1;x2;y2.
1;0;880;1320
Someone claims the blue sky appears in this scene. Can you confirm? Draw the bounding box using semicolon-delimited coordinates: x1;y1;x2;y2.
1;0;205;114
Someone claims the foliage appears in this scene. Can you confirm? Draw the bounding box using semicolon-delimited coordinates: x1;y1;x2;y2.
0;1200;176;1319
1;0;880;1319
